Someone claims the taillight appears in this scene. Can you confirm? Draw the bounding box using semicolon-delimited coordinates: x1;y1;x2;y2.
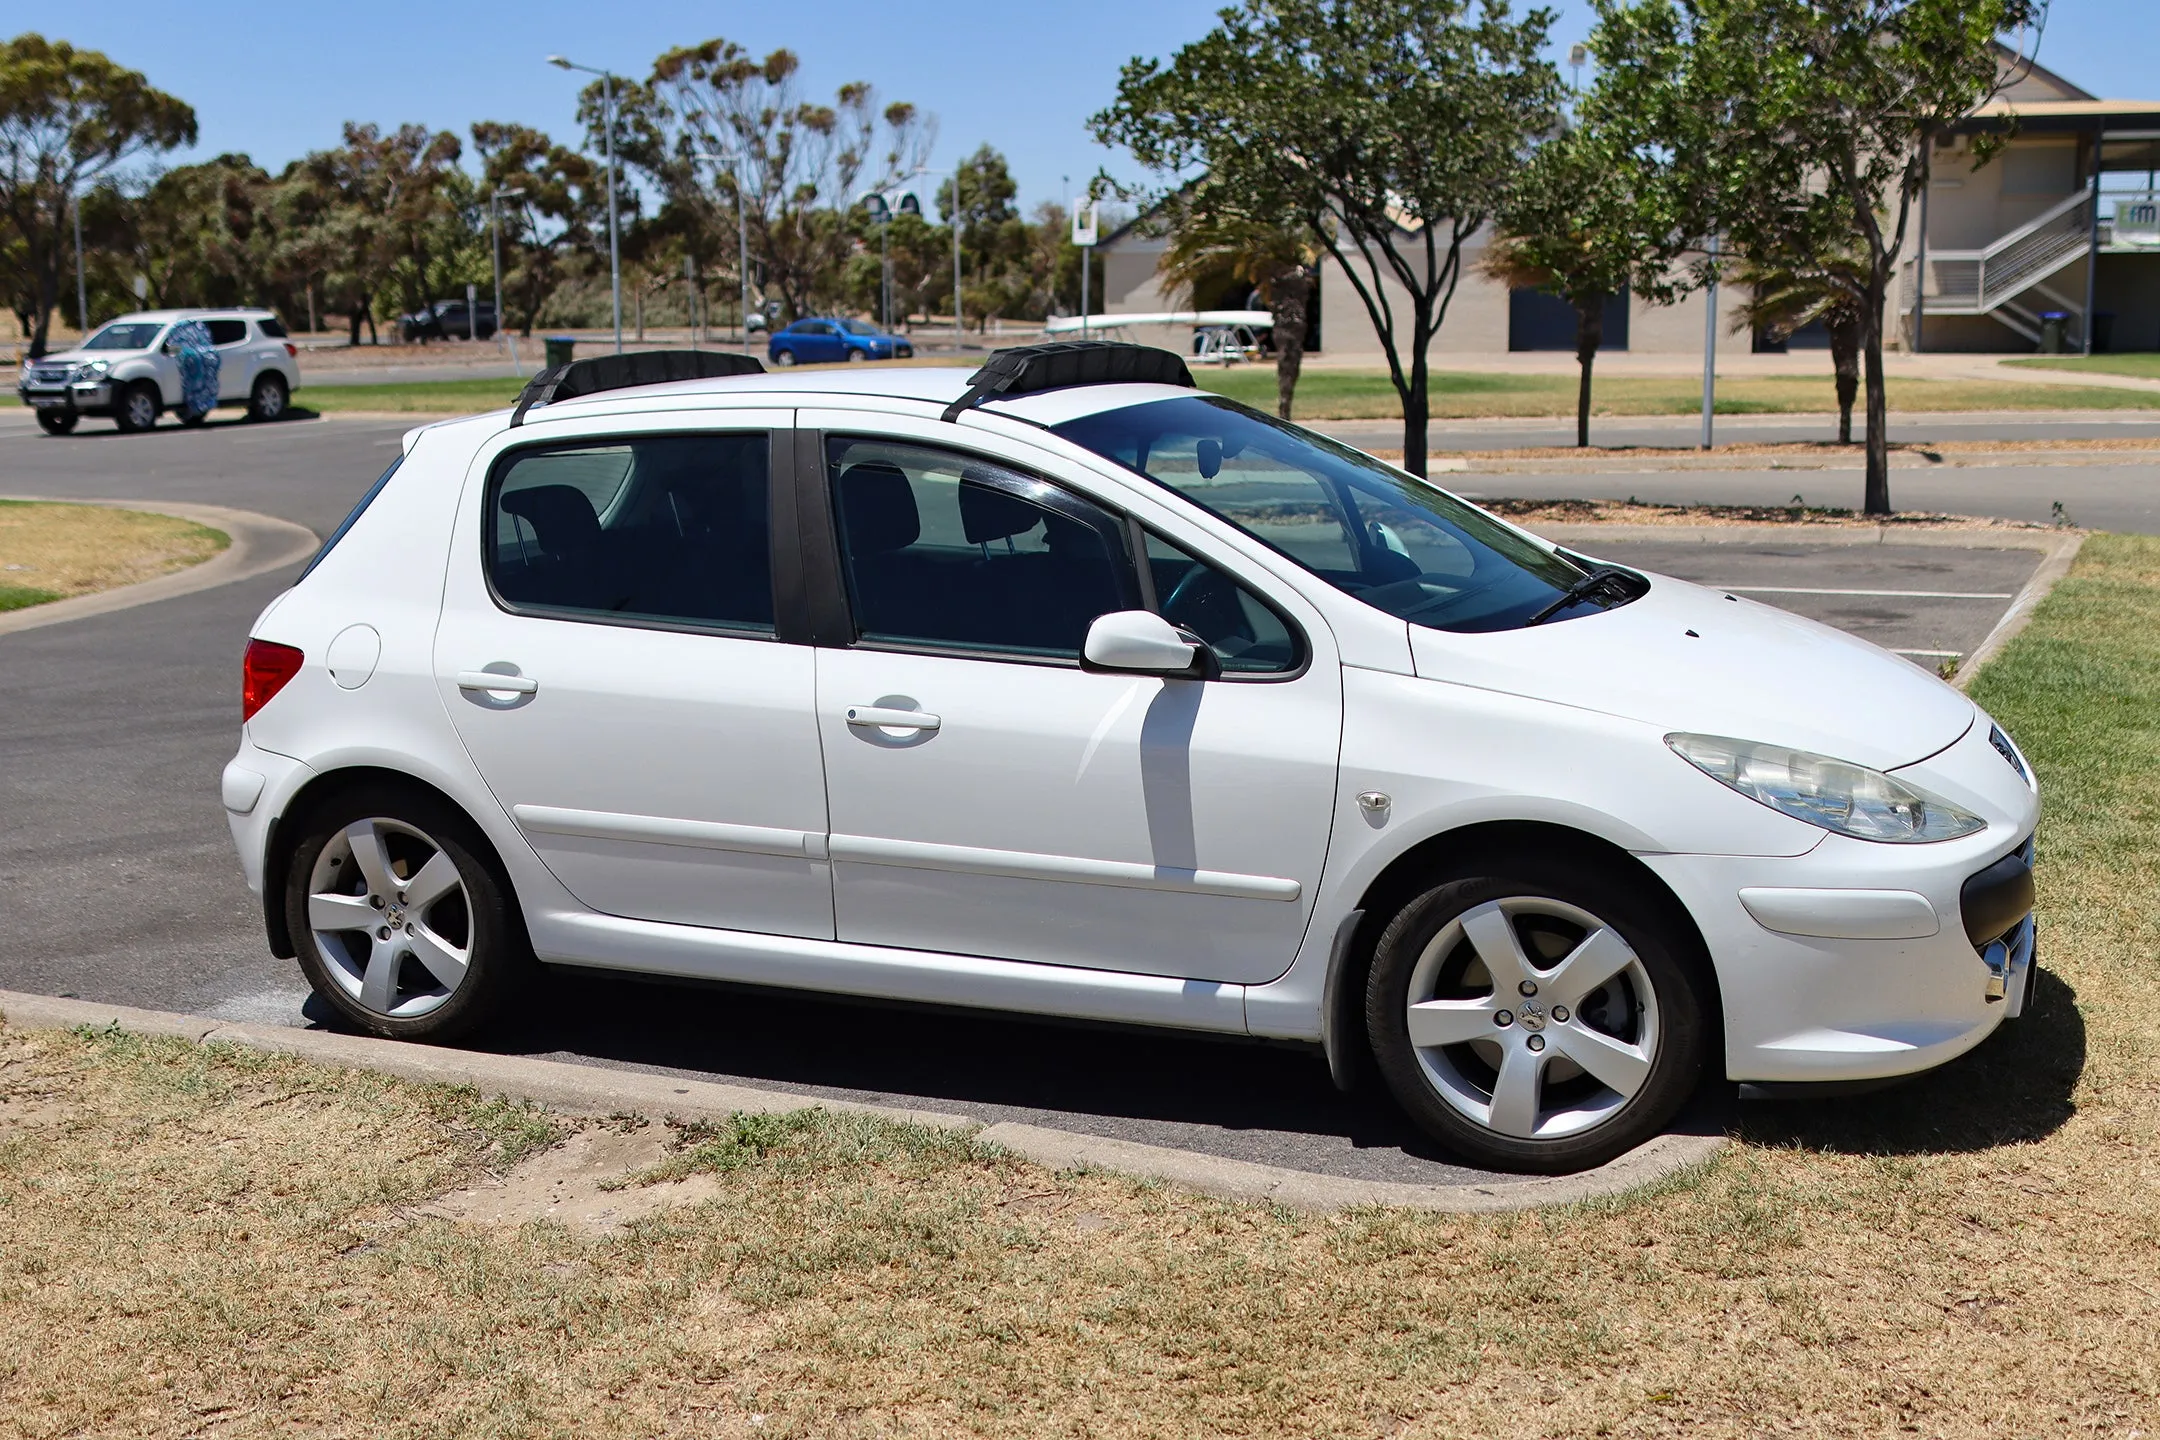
242;639;304;721
284;342;297;357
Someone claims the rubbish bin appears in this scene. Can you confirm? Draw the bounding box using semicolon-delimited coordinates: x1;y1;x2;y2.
2038;312;2068;354
544;335;577;369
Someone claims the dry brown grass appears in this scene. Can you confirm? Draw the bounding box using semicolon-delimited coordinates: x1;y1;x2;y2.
1477;496;2053;530
4;541;2160;1438
0;500;226;611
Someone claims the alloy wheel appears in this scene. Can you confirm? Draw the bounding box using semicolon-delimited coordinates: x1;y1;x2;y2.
1403;896;1661;1142
124;389;158;430
305;816;473;1019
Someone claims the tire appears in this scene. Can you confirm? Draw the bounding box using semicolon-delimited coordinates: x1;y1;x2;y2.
247;372;289;422
845;349;867;362
35;409;77;435
284;786;528;1042
771;348;797;366
113;382;160;433
1364;855;1709;1174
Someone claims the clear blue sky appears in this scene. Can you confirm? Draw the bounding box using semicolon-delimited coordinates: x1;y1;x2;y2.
33;0;2160;213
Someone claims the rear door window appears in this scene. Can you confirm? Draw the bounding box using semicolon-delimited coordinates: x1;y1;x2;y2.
487;433;774;633
205;320;250;346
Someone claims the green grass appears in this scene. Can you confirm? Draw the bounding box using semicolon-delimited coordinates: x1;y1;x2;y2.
1194;366;2160;420
2002;353;2160;382
287;366;2160;421
0;581;61;611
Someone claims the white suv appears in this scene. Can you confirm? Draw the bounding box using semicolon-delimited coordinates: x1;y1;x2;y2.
221;344;2041;1173
18;308;300;434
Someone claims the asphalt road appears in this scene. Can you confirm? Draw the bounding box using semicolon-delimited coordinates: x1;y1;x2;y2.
0;410;2053;1184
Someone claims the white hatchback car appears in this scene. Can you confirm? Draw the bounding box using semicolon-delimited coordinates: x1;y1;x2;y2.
223;343;2040;1173
17;308;300;434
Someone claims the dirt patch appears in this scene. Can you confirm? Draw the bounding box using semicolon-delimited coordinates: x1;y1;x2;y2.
1443;437;2160;462
419;1121;726;1234
0;500;227;611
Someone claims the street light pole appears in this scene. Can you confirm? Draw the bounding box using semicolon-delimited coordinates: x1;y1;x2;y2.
952;158;964;348
73;187;88;338
491;186;526;374
548;56;623;354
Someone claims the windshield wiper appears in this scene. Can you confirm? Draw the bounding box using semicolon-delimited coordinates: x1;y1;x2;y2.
1527;566;1638;626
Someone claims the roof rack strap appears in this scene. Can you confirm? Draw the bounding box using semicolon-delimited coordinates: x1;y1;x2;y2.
941;340;1195;422
508;349;767;427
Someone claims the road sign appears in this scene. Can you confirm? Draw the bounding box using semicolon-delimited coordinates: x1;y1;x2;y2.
1072;201;1100;249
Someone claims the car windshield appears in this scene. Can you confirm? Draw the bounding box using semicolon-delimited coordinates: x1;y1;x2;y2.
1053;394;1637;633
81;323;165;351
837;319;880;335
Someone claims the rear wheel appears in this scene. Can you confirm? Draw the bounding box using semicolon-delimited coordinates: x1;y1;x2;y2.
35;409;77;435
845;349;867;362
113;382;160;433
285;788;527;1042
771;348;797;366
247;372;289;422
1365;856;1709;1173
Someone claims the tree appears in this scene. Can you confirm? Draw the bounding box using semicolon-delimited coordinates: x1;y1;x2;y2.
1095;0;1561;477
1733;254;1867;443
1482;125;1678;447
616;38;932;321
0;34;195;354
471;122;603;335
288;123;468;344
1155;183;1317;420
1588;0;2041;513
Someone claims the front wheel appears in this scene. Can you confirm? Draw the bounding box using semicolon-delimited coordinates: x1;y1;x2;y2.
1364;857;1709;1173
248;372;289;422
113;382;160;433
35;408;78;435
285;788;527;1042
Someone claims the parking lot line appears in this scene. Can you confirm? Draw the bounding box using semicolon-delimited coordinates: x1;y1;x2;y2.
1721;585;2017;599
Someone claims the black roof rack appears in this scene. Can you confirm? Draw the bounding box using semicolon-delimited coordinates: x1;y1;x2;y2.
509;350;766;427
940;340;1194;422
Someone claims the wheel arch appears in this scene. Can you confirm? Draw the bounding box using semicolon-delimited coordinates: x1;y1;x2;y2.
1326;818;1725;1088
262;764;520;959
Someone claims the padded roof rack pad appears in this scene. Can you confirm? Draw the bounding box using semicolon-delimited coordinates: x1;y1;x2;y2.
510;349;766;426
942;340;1194;422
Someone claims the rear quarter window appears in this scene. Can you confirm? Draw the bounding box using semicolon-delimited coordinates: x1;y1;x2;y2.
256;317;289;338
299;456;403;583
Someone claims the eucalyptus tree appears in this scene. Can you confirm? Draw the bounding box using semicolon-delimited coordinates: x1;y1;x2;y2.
0;33;194;353
1095;0;1562;476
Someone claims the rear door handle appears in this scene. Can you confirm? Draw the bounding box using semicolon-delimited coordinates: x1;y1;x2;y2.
458;670;539;695
845;705;939;732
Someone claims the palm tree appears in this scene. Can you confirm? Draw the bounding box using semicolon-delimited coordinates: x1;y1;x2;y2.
1155;189;1316;420
1732;258;1866;444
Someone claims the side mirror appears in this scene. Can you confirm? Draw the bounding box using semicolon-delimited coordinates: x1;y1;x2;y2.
1082;610;1217;679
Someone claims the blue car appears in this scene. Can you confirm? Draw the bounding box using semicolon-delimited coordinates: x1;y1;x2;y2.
767;317;915;366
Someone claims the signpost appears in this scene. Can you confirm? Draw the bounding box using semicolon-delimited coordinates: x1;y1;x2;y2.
1072;199;1100;339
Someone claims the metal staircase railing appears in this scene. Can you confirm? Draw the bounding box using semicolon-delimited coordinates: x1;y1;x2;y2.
1899;189;2094;335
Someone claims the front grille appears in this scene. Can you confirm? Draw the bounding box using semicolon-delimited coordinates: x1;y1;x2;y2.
1989;725;2028;782
26;366;71;385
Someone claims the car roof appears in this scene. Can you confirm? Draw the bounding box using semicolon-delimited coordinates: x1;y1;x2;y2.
515;364;1206;429
97;308;277;324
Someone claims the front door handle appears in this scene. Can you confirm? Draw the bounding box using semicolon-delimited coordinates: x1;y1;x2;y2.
845;705;939;732
458;670;539;695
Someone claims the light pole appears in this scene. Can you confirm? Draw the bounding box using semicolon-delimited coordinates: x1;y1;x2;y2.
865;168;927;331
951;157;964;348
690;151;754;355
548;55;622;354
490;185;527;374
72;185;88;338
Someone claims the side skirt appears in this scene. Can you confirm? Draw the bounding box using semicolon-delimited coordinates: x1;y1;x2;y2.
527;908;1252;1035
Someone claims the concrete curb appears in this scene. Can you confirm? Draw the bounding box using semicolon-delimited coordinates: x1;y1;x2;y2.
0;989;1725;1213
1953;530;2086;687
0;496;319;637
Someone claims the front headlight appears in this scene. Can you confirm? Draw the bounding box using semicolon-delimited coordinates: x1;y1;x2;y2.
1666;733;1986;844
74;360;109;380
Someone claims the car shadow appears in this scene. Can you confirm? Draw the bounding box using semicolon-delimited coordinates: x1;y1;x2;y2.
1735;965;2085;1155
30;409;322;438
454;966;1542;1168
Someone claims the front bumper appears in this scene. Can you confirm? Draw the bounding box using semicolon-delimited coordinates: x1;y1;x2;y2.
18;379;114;413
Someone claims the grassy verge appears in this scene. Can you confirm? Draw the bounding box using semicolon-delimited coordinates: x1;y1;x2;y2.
0;500;228;612
299;366;2160;420
2003;353;2160;382
4;542;2158;1435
